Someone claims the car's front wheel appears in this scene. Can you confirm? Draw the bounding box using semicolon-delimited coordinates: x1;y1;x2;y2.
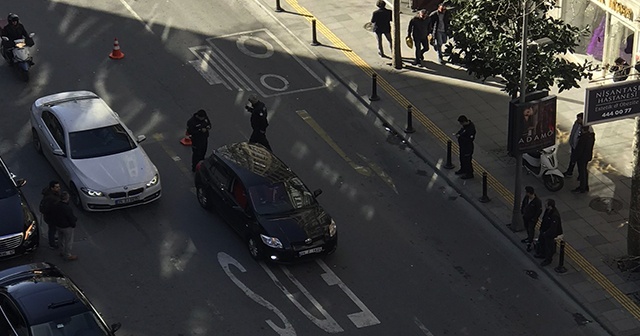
247;236;263;260
196;184;212;211
32;128;42;154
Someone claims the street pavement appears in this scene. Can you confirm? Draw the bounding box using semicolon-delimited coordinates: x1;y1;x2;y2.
266;0;640;334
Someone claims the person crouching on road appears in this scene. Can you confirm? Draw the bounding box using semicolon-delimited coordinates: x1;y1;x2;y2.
454;115;476;179
187;109;211;172
52;191;78;261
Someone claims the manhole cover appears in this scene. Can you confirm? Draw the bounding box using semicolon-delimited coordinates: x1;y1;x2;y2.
589;197;623;213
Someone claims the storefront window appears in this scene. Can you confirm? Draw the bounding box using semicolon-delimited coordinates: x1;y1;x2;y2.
605;15;634;65
561;0;606;61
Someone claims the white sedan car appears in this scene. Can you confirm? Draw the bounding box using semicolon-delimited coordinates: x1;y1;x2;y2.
30;91;161;211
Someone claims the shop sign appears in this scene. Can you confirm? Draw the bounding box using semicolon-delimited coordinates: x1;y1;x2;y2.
584;81;640;125
594;0;633;20
508;93;557;154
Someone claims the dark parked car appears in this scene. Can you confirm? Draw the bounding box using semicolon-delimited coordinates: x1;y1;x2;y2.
0;262;121;335
194;142;337;262
0;156;39;258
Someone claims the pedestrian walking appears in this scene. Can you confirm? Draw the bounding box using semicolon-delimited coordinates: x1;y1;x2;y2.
428;2;450;64
454;115;476;179
186;109;211;172
39;180;61;249
520;186;542;249
535;199;563;266
572;125;595;193
407;9;430;66
563;113;583;177
245;95;272;151
51;191;78;261
370;0;392;57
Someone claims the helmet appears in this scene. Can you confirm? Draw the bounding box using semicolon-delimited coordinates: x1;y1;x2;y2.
7;13;19;23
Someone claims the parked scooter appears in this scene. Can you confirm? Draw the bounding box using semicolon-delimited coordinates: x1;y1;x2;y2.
1;32;35;82
522;144;564;192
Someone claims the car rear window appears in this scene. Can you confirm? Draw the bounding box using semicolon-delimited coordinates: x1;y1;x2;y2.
69;124;136;159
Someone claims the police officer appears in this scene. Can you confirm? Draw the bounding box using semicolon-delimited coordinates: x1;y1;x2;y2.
454;115;476;179
186;109;211;172
246;95;272;151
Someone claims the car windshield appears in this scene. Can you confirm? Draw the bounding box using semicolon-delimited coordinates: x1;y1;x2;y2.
69;124;136;159
0;166;17;199
248;177;315;215
30;311;110;336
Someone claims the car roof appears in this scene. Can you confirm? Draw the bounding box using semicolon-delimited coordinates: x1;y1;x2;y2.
214;142;298;187
0;263;90;325
33;91;119;132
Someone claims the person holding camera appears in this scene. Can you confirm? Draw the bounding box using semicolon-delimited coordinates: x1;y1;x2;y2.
246;95;272;151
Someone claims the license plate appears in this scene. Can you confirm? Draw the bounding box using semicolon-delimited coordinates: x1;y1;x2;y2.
0;250;15;257
299;247;323;256
115;196;139;205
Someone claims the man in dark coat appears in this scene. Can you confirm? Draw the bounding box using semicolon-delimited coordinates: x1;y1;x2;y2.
39;180;61;249
563;113;583;177
454;115;476;179
407;9;430;66
572;126;595;193
536;199;563;266
2;14;33;62
428;2;451;64
370;0;392;57
186;109;211;172
246;95;272;151
51;191;78;261
520;186;542;247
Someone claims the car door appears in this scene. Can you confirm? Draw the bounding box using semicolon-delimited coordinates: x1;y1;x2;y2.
206;159;235;220
40;111;71;184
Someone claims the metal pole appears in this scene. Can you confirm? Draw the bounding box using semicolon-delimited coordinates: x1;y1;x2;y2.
479;172;491;203
444;140;455;169
275;0;284;12
370;74;380;101
510;0;527;232
554;240;567;273
405;105;415;133
392;0;402;69
311;20;320;46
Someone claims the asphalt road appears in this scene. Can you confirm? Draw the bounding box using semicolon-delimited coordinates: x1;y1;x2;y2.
0;0;611;335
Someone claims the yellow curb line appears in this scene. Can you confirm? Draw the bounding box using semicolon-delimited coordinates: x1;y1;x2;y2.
283;0;640;320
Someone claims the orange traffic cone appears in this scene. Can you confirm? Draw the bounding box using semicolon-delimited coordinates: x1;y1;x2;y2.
109;38;125;59
180;132;192;146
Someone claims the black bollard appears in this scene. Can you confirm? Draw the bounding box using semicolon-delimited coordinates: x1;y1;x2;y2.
554;240;567;273
311;20;320;46
444;140;455;169
275;0;284;12
405;105;415;133
479;172;491;203
369;74;380;101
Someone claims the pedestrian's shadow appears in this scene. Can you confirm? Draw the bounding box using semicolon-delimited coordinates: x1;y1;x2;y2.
396;56;505;89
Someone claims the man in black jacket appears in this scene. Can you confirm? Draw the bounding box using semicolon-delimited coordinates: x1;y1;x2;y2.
407;9;430;66
51;191;78;261
186;109;212;172
2;14;32;62
428;2;450;64
370;0;392;57
455;115;476;179
536;199;563;266
39;180;61;249
572;126;595;193
520;186;542;247
246;95;272;151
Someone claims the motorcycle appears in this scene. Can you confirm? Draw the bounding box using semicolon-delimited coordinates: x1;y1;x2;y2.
522;145;565;192
1;32;35;82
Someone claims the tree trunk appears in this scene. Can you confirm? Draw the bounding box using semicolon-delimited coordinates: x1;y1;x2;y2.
628;116;640;256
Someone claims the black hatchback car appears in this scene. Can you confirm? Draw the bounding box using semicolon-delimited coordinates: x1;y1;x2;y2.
0;262;121;335
194;142;337;262
0;156;39;258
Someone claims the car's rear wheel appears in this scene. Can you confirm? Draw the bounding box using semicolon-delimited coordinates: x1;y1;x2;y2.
69;183;83;210
247;236;263;260
196;184;212;211
32;128;42;154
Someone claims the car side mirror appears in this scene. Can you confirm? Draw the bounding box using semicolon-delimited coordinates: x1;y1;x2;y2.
111;322;121;332
15;178;26;188
313;189;323;197
52;148;65;156
137;135;146;143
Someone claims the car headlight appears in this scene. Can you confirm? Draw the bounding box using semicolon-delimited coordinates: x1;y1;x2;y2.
146;174;159;187
328;219;337;237
24;219;37;241
80;187;103;197
260;234;283;249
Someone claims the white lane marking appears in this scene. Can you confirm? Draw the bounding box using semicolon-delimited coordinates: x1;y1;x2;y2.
208;42;256;92
119;0;154;34
236;35;275;58
316;259;381;328
414;316;435;336
188;46;239;90
260;74;290;92
259;262;343;333
218;253;296;336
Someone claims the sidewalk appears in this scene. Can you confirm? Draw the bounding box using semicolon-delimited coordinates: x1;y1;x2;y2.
268;0;640;334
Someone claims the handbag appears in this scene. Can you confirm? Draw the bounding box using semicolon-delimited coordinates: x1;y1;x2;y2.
363;22;373;32
405;36;413;49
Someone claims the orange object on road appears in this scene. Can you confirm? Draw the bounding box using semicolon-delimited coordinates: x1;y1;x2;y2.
109;38;125;59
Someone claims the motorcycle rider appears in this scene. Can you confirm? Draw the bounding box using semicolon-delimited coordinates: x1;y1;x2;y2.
2;13;33;63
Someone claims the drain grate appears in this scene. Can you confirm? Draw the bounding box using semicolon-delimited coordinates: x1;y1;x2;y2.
589;197;623;214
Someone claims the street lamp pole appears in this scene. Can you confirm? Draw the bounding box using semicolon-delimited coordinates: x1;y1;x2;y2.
511;0;528;232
